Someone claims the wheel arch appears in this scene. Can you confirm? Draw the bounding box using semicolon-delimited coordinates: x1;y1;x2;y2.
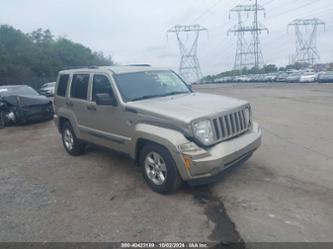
57;114;80;138
58;116;70;132
131;123;190;180
134;138;166;165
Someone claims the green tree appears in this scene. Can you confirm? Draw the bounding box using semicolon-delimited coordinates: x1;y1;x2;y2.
0;25;113;87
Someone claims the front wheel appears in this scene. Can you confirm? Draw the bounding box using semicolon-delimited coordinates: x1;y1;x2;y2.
139;143;182;194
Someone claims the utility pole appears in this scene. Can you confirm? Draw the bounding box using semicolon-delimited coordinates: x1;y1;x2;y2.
288;18;325;66
228;1;268;71
167;24;207;83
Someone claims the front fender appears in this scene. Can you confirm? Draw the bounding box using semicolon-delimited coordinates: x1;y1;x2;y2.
129;123;191;180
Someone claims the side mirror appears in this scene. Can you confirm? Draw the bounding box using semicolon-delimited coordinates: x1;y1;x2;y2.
95;93;117;106
187;84;193;92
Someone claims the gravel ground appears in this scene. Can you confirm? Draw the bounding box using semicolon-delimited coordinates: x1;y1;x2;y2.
197;83;333;242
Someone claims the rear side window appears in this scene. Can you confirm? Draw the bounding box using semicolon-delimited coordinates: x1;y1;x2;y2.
70;74;89;100
92;75;114;101
57;74;69;97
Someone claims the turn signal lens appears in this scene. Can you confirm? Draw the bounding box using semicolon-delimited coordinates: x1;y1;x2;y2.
183;156;191;170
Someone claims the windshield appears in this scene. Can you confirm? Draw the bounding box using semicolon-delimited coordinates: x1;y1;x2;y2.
114;71;191;102
0;86;39;97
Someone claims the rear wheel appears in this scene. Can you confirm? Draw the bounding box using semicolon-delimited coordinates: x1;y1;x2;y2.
139;143;182;194
61;122;85;156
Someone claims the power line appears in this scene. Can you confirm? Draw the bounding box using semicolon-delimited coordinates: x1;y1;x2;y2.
266;0;321;21
192;0;225;23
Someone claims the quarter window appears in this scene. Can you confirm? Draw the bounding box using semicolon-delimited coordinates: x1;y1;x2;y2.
92;75;115;101
70;74;89;100
57;74;69;97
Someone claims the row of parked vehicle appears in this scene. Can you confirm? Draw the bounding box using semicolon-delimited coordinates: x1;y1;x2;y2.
211;71;333;84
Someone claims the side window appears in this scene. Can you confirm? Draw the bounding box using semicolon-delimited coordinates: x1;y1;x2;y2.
70;74;89;100
92;75;115;101
57;74;69;97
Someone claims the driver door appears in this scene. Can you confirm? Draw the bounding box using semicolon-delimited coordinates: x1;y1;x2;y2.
83;74;130;152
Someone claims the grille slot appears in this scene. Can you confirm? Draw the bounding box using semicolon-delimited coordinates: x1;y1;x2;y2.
213;119;220;139
212;107;250;142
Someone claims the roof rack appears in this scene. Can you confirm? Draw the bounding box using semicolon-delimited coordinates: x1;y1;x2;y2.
62;65;99;70
127;64;151;67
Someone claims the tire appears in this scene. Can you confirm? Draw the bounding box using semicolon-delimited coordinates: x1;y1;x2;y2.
61;121;85;156
0;111;5;128
139;143;182;194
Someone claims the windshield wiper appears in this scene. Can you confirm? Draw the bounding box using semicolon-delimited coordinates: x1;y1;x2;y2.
161;91;189;97
130;94;166;102
130;91;189;102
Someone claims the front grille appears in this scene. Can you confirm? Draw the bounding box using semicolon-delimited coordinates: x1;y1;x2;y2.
212;106;250;142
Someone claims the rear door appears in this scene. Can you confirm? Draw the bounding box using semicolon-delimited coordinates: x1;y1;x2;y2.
54;73;70;115
68;73;92;141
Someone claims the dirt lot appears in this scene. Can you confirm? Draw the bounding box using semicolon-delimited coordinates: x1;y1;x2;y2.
0;83;333;243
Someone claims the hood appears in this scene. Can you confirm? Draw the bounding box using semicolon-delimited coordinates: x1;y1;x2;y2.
2;95;51;107
126;92;248;124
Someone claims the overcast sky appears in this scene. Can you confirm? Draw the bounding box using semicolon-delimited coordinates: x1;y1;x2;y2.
1;0;332;75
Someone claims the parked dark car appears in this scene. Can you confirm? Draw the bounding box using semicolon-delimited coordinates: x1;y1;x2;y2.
318;72;333;83
0;85;54;127
39;82;56;96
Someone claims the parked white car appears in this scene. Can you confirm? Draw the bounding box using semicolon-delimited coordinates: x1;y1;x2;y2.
299;72;316;83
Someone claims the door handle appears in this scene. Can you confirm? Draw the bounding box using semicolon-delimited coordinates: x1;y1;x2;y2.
87;105;97;111
66;101;73;107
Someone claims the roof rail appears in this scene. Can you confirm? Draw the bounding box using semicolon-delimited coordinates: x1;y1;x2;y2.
62;65;99;70
127;64;151;67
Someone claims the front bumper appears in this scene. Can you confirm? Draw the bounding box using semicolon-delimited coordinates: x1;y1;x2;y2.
16;106;54;124
173;122;262;183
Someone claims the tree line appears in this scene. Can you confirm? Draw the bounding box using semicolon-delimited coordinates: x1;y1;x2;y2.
0;25;113;89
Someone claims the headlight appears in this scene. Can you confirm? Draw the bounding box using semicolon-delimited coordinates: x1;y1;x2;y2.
244;106;251;127
193;119;214;146
178;142;200;152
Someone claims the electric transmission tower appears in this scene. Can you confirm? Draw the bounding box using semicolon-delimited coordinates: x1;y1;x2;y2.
288;18;325;65
228;1;268;70
167;24;207;83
